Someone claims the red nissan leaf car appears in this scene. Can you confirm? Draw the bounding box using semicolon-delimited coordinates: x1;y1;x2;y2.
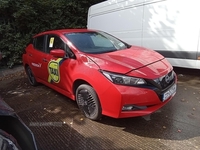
22;29;177;120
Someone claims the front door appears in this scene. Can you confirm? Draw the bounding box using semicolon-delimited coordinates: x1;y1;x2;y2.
42;34;75;95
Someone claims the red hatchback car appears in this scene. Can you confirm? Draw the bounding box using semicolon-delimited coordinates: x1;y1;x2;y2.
23;29;177;120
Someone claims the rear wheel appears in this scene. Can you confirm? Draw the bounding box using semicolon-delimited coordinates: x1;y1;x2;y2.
25;66;38;86
76;84;102;120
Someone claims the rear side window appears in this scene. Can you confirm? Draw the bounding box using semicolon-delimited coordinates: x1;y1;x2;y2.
33;35;45;52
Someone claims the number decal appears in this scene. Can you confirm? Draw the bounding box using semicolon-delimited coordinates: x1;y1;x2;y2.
48;58;63;83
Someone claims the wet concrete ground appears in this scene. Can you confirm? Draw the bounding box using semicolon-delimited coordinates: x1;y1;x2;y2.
0;67;200;150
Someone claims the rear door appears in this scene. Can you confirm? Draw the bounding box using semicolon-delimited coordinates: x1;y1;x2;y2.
27;35;47;79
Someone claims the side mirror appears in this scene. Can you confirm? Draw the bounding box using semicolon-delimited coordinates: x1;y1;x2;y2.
50;49;66;58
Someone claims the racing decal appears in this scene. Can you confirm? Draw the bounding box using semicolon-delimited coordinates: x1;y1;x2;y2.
48;58;64;83
49;37;54;48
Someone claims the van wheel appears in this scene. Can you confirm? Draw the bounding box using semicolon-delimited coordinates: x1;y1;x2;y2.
0;129;21;150
76;84;102;120
25;66;38;86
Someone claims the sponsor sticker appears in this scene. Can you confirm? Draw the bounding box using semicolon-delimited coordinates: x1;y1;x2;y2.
48;58;63;83
31;63;41;68
49;37;54;48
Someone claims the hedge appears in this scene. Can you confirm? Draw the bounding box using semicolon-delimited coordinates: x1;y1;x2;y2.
0;0;104;68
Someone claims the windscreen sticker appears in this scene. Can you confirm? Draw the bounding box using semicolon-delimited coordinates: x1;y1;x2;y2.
49;37;54;48
48;58;63;83
118;42;125;47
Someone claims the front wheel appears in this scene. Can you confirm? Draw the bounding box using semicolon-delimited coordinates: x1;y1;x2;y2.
76;84;102;120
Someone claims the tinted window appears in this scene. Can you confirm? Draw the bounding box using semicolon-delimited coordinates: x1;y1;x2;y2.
34;36;45;52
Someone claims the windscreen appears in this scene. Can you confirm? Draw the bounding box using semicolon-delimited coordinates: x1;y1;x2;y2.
65;31;130;54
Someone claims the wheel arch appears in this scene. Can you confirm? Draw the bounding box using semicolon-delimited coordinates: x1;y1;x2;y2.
73;80;103;120
72;79;102;106
24;63;29;69
73;79;92;97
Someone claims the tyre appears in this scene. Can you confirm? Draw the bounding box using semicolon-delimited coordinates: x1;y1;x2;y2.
76;84;102;120
25;66;38;86
0;129;21;150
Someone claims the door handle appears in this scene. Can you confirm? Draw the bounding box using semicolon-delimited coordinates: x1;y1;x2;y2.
43;58;47;62
28;53;32;57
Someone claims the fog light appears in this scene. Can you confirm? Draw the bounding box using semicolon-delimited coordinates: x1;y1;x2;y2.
122;105;147;111
122;105;133;111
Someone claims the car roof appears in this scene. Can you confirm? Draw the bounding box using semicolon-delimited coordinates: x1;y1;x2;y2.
34;29;97;37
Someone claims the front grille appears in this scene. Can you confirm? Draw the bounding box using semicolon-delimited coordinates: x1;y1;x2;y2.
148;71;175;90
159;71;174;89
144;71;176;101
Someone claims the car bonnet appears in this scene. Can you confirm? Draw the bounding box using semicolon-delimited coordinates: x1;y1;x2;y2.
86;46;165;74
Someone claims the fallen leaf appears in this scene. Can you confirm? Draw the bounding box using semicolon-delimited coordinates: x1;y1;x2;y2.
163;126;166;129
178;74;183;77
181;99;185;102
177;129;181;133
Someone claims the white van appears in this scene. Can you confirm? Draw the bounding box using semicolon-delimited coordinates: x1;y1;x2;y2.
87;0;200;69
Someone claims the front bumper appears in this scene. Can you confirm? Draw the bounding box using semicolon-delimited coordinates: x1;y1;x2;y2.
99;74;177;118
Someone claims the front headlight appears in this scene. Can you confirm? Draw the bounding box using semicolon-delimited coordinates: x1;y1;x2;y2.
101;71;146;85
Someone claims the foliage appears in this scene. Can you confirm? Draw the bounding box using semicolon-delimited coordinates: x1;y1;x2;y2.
0;0;105;68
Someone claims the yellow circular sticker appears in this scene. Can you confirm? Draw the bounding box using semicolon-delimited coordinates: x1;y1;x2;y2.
48;58;62;83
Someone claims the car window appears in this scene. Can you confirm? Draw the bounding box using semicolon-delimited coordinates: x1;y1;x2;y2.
46;35;65;53
46;35;75;58
34;35;45;52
